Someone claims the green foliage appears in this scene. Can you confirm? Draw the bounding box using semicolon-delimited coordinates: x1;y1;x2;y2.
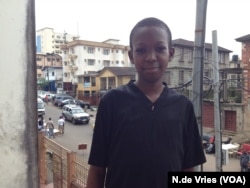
37;78;49;90
227;87;242;103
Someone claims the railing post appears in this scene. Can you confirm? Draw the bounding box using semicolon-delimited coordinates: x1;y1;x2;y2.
67;151;76;188
38;131;47;184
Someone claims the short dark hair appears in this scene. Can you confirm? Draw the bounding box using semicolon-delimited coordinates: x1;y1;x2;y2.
129;17;172;50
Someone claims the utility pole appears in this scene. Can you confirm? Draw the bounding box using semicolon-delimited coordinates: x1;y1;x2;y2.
192;0;207;172
212;30;222;171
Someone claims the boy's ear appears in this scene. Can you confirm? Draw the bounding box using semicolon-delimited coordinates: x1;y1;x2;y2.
169;47;175;62
128;50;134;64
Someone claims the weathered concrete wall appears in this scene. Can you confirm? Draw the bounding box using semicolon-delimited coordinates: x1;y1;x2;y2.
0;0;38;187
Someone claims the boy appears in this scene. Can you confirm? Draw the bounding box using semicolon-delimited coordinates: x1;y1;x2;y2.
86;17;206;188
46;117;55;138
57;116;65;135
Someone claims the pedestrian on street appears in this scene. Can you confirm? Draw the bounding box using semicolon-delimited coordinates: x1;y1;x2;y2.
46;117;55;138
86;17;206;188
240;150;250;172
58;116;65;135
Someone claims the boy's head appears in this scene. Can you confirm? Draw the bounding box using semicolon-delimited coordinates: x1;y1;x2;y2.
129;17;172;51
128;17;174;83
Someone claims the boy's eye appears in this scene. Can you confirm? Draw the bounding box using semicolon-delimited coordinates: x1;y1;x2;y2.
156;46;167;52
135;48;145;54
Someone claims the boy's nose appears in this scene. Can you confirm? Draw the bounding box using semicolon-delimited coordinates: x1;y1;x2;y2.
145;51;157;62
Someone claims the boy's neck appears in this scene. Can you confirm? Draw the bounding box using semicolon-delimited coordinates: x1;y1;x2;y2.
134;80;165;103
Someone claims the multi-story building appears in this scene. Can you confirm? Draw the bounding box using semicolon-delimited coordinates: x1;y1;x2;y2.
36;53;63;92
166;38;232;89
235;34;250;137
36;27;78;54
60;39;132;96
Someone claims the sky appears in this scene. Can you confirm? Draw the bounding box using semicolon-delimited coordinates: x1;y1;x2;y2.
35;0;250;58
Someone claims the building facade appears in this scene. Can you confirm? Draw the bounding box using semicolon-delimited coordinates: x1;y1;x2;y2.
60;39;132;96
36;27;78;54
165;38;232;89
36;53;63;92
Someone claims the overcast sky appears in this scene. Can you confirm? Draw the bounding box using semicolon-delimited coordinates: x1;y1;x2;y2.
35;0;250;58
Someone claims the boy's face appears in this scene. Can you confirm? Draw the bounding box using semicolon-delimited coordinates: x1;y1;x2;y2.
129;26;174;83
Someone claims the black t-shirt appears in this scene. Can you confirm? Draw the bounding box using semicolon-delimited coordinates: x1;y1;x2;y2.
88;80;206;188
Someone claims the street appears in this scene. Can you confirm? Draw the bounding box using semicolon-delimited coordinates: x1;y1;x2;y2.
43;102;96;163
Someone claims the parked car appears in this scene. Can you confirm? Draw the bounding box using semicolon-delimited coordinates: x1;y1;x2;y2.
75;99;91;109
37;98;45;117
62;104;90;125
54;95;73;106
37;90;48;101
58;99;76;108
51;93;68;103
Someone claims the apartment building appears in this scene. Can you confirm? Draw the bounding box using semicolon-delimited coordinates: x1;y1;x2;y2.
36;27;78;54
36;53;63;92
165;38;232;89
60;39;132;95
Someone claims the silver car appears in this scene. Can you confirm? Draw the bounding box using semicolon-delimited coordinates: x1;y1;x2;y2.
62;104;90;125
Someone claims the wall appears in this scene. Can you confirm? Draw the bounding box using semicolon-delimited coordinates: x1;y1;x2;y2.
0;0;38;187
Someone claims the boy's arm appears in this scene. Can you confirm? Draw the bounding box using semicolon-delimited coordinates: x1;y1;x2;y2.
86;165;106;188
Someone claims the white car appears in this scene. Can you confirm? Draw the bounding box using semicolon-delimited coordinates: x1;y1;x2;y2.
37;98;45;116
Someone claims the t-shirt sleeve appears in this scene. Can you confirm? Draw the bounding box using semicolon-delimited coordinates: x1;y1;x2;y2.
182;101;206;169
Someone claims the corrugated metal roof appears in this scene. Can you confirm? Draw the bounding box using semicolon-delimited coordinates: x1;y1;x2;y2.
100;66;136;76
235;34;250;42
172;38;232;52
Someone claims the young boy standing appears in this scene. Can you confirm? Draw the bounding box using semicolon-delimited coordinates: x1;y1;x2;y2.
57;116;65;135
46;117;55;138
86;17;206;188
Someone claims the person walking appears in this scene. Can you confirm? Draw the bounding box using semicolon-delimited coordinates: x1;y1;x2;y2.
86;17;206;188
58;116;65;135
46;117;55;138
240;150;250;172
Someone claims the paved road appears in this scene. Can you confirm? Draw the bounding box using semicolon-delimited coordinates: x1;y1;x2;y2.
44;102;96;163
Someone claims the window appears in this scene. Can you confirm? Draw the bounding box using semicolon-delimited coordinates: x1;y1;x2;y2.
52;72;55;76
108;77;115;89
91;77;96;87
78;76;84;83
116;60;119;64
165;71;171;84
229;74;237;87
188;49;193;63
87;59;95;65
100;78;107;90
103;60;110;67
116;50;119;53
103;49;110;55
64;61;67;66
88;47;95;54
36;56;42;61
179;70;184;84
64;73;68;77
179;48;184;62
219;53;225;64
